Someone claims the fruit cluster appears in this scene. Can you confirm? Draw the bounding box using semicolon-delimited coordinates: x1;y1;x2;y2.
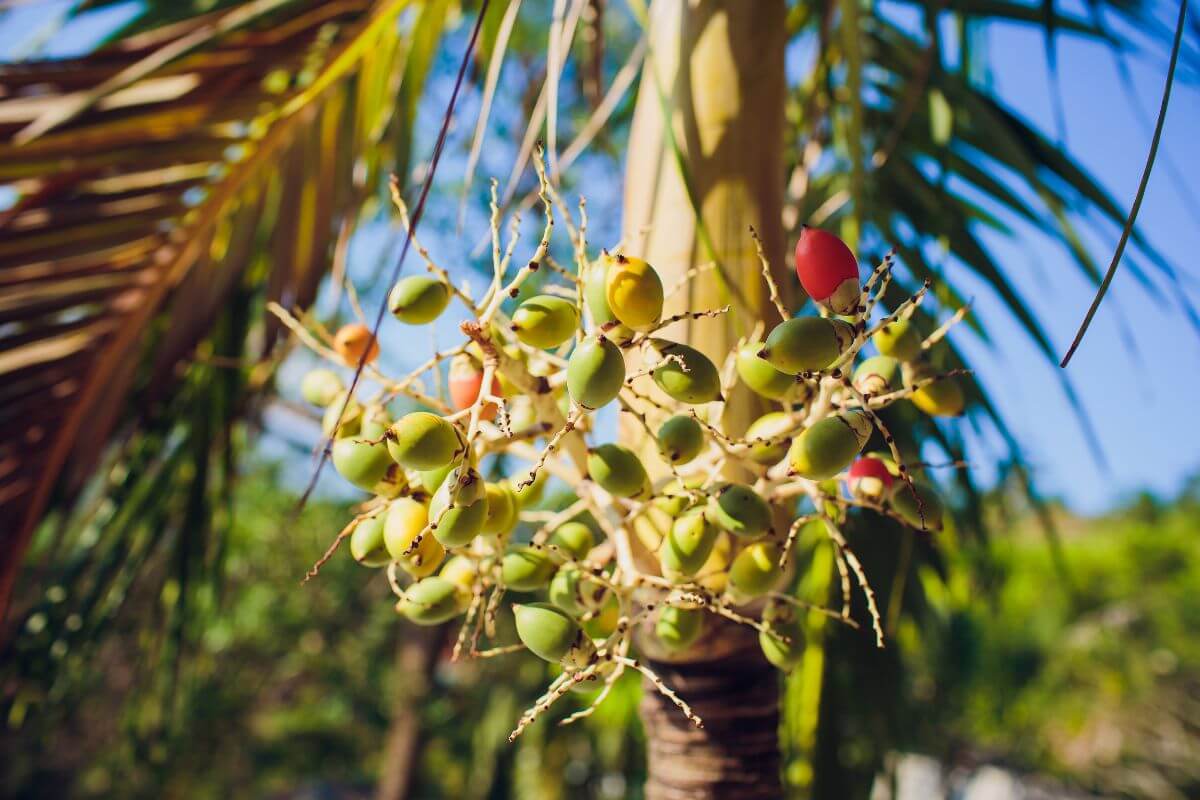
280;154;969;740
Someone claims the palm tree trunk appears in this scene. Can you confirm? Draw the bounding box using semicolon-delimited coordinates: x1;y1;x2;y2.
621;1;791;796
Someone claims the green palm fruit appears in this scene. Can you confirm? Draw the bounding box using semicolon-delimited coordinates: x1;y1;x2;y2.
787;410;873;480
648;339;722;404
728;541;783;599
547;521;595;560
386;412;462;470
583;592;620;639
301;368;344;406
904;361;965;417
704;483;772;538
321;391;363;438
657;415;705;465
397;577;469;625
439;555;478;591
332;436;393;492
384;498;445;578
760;317;855;374
428;466;487;547
481;483;518;535
889;481;945;532
372;463;408;499
548;566;608;616
744;412;793;465
759;601;805;670
511;295;579;349
510;469;548;508
587;444;649;498
417;463;453;495
566;334;625;409
349;515;389;567
656;606;705;652
513;603;596;669
604;253;664;330
736;341;796;400
583;259;636;342
697;532;733;594
501;546;556;591
853;355;902;395
388;275;450;324
659;509;719;581
873;318;922;361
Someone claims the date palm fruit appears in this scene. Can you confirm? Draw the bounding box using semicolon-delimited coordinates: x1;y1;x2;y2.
583;592;620;639
372;463;408;499
384;497;445;578
794;226;861;315
481;482;518;535
510;469;548;508
760;317;855;375
511;295;579;349
449;355;501;421
728;541;784;599
659;509;719;581
705;483;772;538
333;323;380;366
697;532;733;594
873;318;922;361
388;275;450;324
853;355;901;395
301;368;344;406
349;515;390;567
848;456;896;501
429;466;488;547
656;606;705;652
397;576;469;625
903;361;965;417
745;412;793;465
506;395;539;435
889;481;945;532
386;412;462;470
501;546;556;591
548;566;608;616
586;444;650;498
439;555;478;591
513;603;596;670
604;252;664;330
759;601;805;670
321;391;363;438
787;410;873;480
548;521;595;560
417;462;453;495
657;415;705;465
332;436;393;492
736;341;796;400
648;339;722;404
566;334;625;409
583;258;635;343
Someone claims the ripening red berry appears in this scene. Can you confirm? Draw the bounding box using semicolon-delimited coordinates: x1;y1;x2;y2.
449;355;501;421
794;227;861;315
847;456;895;501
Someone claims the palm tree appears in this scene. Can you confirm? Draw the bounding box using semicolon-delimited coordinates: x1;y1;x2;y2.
0;0;1191;795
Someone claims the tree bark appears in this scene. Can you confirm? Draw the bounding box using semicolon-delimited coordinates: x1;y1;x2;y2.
621;1;790;796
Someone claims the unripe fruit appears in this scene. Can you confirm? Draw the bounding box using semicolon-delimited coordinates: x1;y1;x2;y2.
449;355;501;421
501;546;556;591
736;342;796;400
398;576;469;625
510;469;548;508
384;498;445;578
605;253;664;330
659;509;719;580
322;391;362;438
648;340;722;404
728;541;783;599
583;259;635;342
481;482;518;535
873;318;922;361
511;295;579;349
787;410;873;480
429;466;487;547
587;444;649;498
301;368;344;406
705;483;772;538
417;463;453;495
548;521;595;560
332;436;393;492
761;317;855;375
656;606;705;652
759;601;805;670
349;515;389;567
848;456;895;501
904;361;965;417
360;404;392;439
372;463;408;499
583;592;620;639
439;555;478;591
853;355;901;395
566;334;625;409
697;532;733;594
513;602;596;669
388;275;450;324
333;323;379;366
657;415;705;465
889;481;945;532
745;412;793;465
794;226;861;314
548;566;608;616
386;412;462;470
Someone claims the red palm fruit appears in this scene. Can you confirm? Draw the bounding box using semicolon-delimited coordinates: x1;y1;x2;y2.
794;227;861;314
333;323;380;366
448;355;501;421
848;456;895;501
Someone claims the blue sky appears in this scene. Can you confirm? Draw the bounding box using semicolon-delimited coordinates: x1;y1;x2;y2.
2;0;1197;513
